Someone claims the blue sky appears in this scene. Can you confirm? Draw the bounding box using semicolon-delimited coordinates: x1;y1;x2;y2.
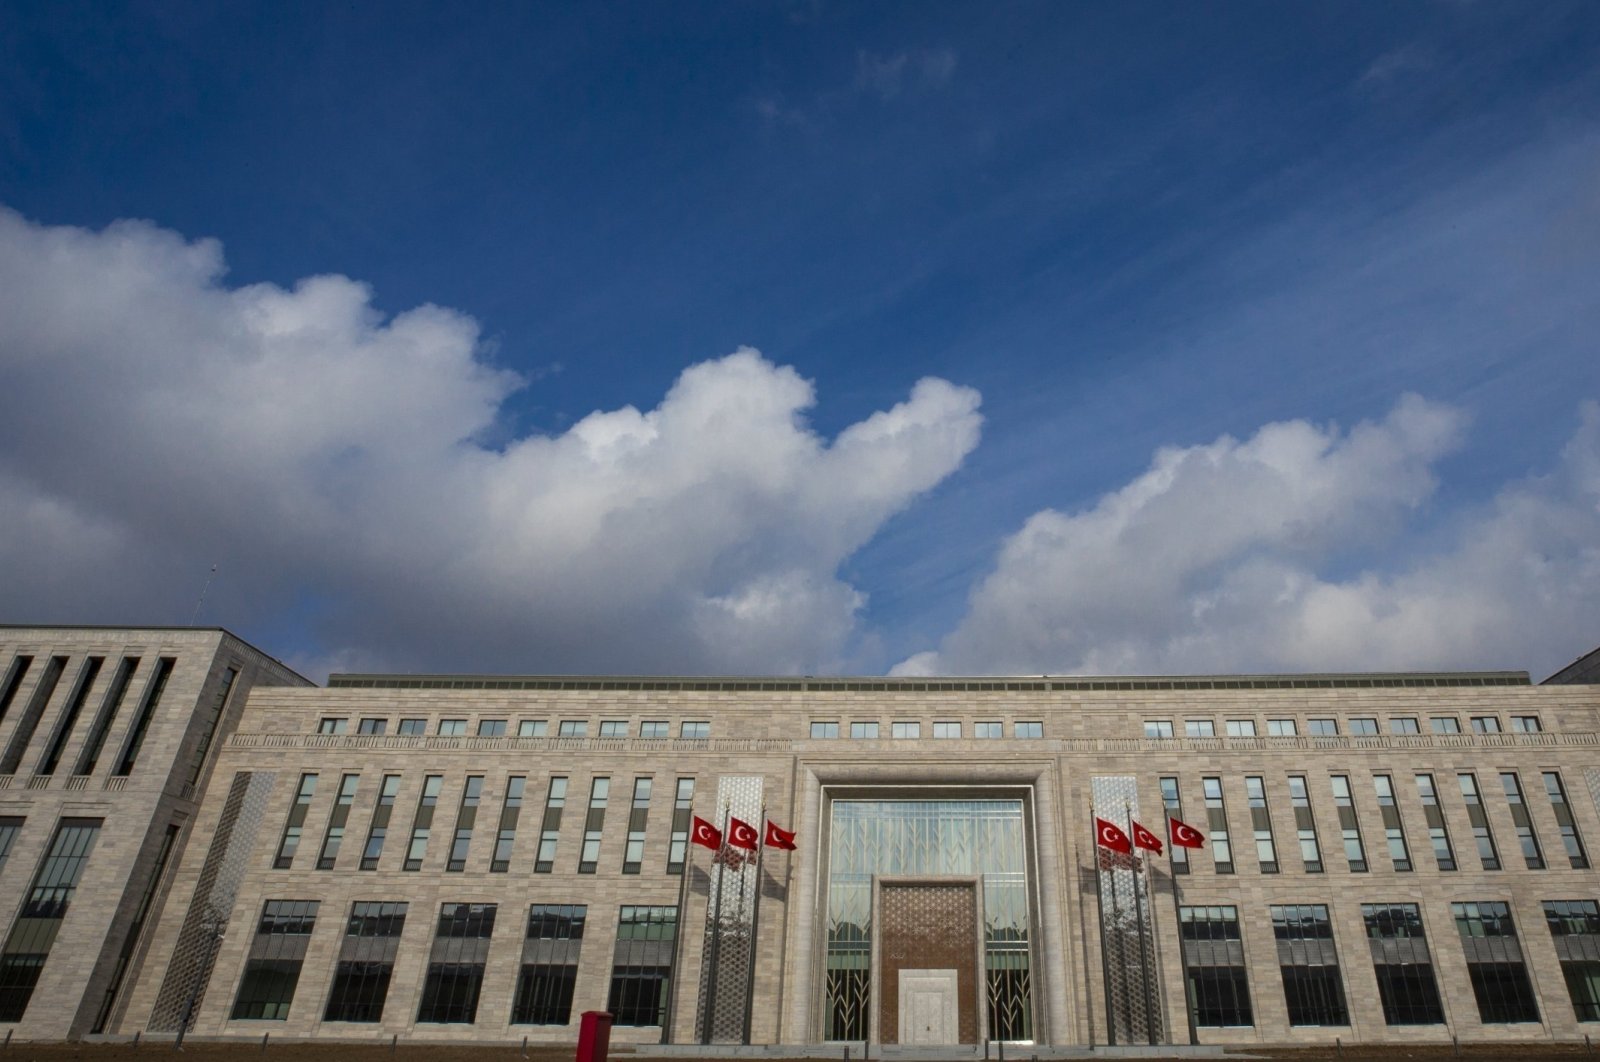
3;3;1598;680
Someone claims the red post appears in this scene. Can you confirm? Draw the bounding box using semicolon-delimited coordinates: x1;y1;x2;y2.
576;1010;613;1062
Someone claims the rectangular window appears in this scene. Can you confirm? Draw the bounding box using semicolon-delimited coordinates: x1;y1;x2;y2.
1203;777;1233;873
536;777;567;873
809;721;839;739
513;905;586;1025
1267;718;1298;736
1459;772;1501;869
609;906;677;1026
680;721;709;739
1330;775;1366;872
1362;904;1445;1025
1245;776;1278;873
446;776;484;872
0;818;21;875
849;722;879;739
639;721;669;738
324;902;407;1022
477;719;506;737
0;818;102;1021
890;722;920;739
1431;716;1461;734
599;721;627;738
1544;900;1600;1022
1389;717;1420;735
1185;719;1215;738
73;656;139;775
1415;774;1456;871
357;717;386;735
404;775;443;871
37;656;103;775
1510;715;1542;733
518;720;548;737
1453;901;1540;1023
558;720;587;737
1349;717;1379;736
1308;718;1338;736
317;774;360;870
491;776;525;873
1543;772;1589;869
114;656;174;776
1272;905;1348;1026
397;718;426;735
437;719;467;736
1180;906;1252;1027
1374;774;1412;872
360;774;402;871
1288;775;1323;873
231;900;319;1020
1225;719;1256;738
1014;721;1043;739
1144;720;1174;738
0;655;67;775
1160;777;1188;873
1471;716;1502;734
417;904;496;1024
932;722;961;739
667;778;694;874
623;777;651;874
579;777;610;873
974;721;1003;739
1501;772;1543;869
0;656;34;726
274;774;318;869
317;717;348;735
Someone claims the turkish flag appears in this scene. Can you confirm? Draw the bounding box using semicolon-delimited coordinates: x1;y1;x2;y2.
1094;817;1133;853
1131;821;1164;854
765;820;798;850
691;815;723;850
1169;817;1206;849
728;817;759;850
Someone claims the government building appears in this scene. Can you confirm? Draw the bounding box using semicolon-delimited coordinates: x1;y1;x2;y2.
2;624;1599;1050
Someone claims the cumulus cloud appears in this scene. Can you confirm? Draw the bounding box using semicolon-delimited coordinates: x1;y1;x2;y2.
0;208;982;677
896;397;1600;679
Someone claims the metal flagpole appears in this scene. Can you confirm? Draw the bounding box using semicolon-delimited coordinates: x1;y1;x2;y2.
741;804;768;1045
1090;805;1116;1047
1105;834;1129;1044
661;821;694;1044
1127;803;1156;1045
1169;850;1197;1045
701;799;732;1044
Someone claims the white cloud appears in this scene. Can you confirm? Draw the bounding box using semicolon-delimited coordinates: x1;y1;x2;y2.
854;48;958;101
897;397;1600;680
0;208;982;677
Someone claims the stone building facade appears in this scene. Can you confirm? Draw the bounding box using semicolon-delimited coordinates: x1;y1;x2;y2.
3;623;1600;1048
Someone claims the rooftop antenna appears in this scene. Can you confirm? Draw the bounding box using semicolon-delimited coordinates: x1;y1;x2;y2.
190;564;218;626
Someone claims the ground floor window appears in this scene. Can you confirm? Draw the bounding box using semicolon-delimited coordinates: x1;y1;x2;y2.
1467;962;1540;1024
512;964;578;1024
608;965;669;1025
1372;964;1445;1025
230;959;303;1020
1560;961;1600;1023
416;962;484;1023
1188;966;1253;1027
323;961;392;1022
1279;965;1348;1026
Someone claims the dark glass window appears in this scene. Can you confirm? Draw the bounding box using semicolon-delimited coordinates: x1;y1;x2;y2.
1271;906;1347;1026
232;901;318;1020
0;818;102;1021
511;905;587;1025
609;906;677;1026
1180;906;1252;1027
323;902;406;1022
1453;902;1540;1024
416;964;485;1023
1544;901;1600;1022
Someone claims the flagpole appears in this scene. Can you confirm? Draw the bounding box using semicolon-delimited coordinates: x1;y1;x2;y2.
1106;830;1129;1044
1169;832;1197;1046
1127;803;1156;1046
661;820;693;1044
702;799;732;1044
742;804;767;1046
1091;805;1116;1047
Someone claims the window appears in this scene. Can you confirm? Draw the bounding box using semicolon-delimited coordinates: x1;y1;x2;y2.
1349;718;1379;736
933;722;961;739
317;717;348;735
1511;715;1542;733
1180;906;1252;1027
536;777;567;873
1308;718;1338;736
1014;721;1043;739
114;657;174;776
1430;716;1461;734
446;776;484;872
1543;772;1589;868
1471;716;1502;734
232;900;318;1020
437;719;467;736
417;904;496;1024
5;658;79;773
1544;901;1600;1022
274;774;318;869
1415;774;1456;871
360;775;402;870
357;718;386;735
680;721;709;739
891;722;920;739
0;818;21;876
1203;777;1233;873
639;721;669;738
1453;902;1540;1023
477;719;506;737
1501;772;1544;869
1160;778;1188;873
317;774;360;870
1267;718;1298;737
324;902;407;1022
1288;775;1323;873
667;778;694;873
404;775;443;871
73;656;139;776
513;905;586;1025
397;718;426;736
1362;904;1445;1025
974;721;1003;739
623;777;652;874
1330;775;1366;872
810;721;839;739
1245;776;1278;873
518;720;548;738
1272;905;1347;1026
1389;717;1420;735
609;906;677;1025
1185;719;1215;738
491;776;526;873
1144;720;1174;739
849;722;879;739
1459;773;1501;870
0;818;101;1021
1374;775;1411;871
599;721;627;738
1225;719;1256;738
558;720;587;738
579;777;609;873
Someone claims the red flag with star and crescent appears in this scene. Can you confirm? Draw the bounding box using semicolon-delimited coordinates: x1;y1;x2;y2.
1131;820;1164;854
728;817;760;850
1169;817;1206;849
764;820;798;850
690;815;723;851
1094;817;1133;854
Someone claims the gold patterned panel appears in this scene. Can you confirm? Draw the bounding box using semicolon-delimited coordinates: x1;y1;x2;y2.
879;883;979;1045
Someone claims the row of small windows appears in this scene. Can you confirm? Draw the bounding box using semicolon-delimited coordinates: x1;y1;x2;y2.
1158;769;1588;876
808;720;1043;739
318;717;711;739
1144;714;1541;738
231;901;675;1027
1175;899;1600;1029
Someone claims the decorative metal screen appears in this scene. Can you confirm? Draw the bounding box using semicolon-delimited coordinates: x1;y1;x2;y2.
1090;775;1162;1045
149;770;276;1030
695;774;764;1043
